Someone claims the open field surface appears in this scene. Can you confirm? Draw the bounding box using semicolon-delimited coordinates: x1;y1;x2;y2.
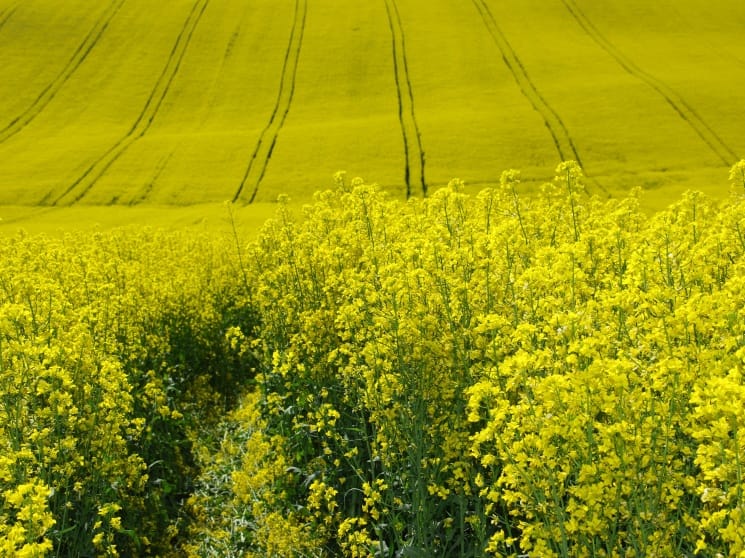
0;201;281;236
0;0;744;223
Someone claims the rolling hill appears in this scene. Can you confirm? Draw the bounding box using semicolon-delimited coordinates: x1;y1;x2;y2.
0;0;743;223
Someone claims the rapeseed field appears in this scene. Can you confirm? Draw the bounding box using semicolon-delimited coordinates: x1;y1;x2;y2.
5;163;745;555
2;1;745;556
1;0;744;209
185;163;745;556
0;226;258;555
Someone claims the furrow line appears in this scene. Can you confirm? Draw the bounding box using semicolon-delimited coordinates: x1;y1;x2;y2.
471;0;580;165
383;0;426;198
128;152;174;205
47;0;210;206
233;0;307;204
473;0;609;196
561;0;738;165
0;3;19;32
0;0;126;144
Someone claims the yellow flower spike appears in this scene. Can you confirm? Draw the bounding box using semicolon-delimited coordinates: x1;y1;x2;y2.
729;160;745;191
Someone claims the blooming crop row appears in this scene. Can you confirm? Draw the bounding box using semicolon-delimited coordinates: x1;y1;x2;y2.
0;227;256;556
188;162;745;557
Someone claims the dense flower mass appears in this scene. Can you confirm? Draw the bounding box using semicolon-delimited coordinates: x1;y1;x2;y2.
190;162;745;557
3;162;745;556
0;228;255;556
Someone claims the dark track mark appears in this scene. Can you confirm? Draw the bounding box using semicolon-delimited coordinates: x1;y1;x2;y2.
46;0;210;206
472;0;610;197
0;207;55;226
128;152;174;205
383;0;426;198
0;3;19;32
561;0;739;166
471;0;582;165
224;27;240;60
232;0;306;204
0;0;126;143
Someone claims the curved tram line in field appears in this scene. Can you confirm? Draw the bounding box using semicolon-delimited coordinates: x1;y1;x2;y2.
232;0;307;205
127;151;174;205
471;0;583;166
561;0;739;166
0;0;126;144
45;0;210;206
472;0;609;197
0;2;19;32
383;0;426;198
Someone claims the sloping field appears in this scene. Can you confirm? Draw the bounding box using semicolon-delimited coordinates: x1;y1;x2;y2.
0;0;743;219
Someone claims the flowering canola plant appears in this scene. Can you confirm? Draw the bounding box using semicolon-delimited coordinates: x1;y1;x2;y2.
0;228;256;556
4;161;745;556
187;162;745;557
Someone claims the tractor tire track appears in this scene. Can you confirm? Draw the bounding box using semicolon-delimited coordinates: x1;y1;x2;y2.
383;0;426;198
471;0;583;167
0;0;125;144
473;0;609;196
0;2;19;32
561;0;739;166
232;0;307;204
47;0;210;206
128;152;174;205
